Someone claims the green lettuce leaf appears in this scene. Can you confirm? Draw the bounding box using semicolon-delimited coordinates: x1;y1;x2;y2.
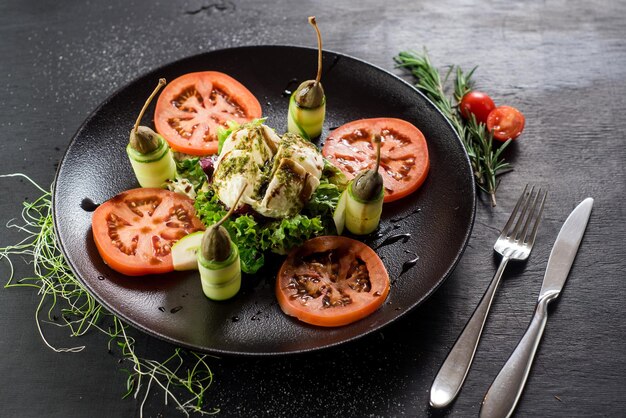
194;189;324;274
175;157;207;190
303;158;348;232
216;121;240;155
304;182;341;232
321;158;349;190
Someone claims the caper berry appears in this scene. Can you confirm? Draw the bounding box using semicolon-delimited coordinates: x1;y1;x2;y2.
129;78;166;154
351;133;383;202
294;16;325;109
294;80;325;109
129;125;160;154
200;184;248;262
351;169;383;202
201;225;232;262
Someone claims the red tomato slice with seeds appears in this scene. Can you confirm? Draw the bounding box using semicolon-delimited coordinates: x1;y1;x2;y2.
486;105;525;142
92;188;204;276
276;236;390;327
155;71;262;156
322;118;429;202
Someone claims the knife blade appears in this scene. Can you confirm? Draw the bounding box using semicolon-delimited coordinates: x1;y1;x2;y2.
538;197;594;300
480;197;593;418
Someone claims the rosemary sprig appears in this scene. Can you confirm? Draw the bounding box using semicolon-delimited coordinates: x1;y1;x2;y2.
395;50;512;206
0;173;219;417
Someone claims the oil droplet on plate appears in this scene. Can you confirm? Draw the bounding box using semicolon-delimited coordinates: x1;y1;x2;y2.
390;208;421;223
80;198;100;212
376;233;411;249
400;254;419;276
282;78;299;97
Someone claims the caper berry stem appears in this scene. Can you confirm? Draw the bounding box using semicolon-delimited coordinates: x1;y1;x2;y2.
134;78;166;134
308;16;323;84
214;184;248;228
373;134;382;172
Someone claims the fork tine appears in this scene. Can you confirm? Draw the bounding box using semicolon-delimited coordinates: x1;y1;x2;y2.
511;185;535;241
499;184;529;239
519;188;542;244
525;190;547;248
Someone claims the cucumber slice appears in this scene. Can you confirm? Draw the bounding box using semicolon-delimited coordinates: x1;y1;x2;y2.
199;267;241;301
345;185;383;235
126;136;176;188
198;245;241;301
126;137;167;163
287;110;310;140
287;93;326;139
171;231;203;271
333;190;348;235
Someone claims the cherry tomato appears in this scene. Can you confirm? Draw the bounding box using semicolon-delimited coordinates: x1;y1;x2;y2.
276;236;390;327
92;188;204;276
155;72;262;156
322;118;429;202
486;106;525;142
459;91;496;125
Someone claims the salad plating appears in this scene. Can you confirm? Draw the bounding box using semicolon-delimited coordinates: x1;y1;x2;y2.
91;21;430;325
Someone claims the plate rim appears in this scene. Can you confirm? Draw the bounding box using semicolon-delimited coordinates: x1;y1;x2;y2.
52;44;476;356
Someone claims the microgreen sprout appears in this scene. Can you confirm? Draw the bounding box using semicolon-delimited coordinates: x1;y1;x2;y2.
0;173;219;416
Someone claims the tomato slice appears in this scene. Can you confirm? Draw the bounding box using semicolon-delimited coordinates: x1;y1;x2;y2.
92;188;205;276
322;118;429;202
486;105;525;142
155;71;262;156
276;236;390;327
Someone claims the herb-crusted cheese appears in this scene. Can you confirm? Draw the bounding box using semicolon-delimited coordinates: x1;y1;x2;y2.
213;123;323;218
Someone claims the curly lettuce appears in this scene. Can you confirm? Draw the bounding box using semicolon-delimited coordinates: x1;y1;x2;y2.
175;157;207;191
303;159;348;229
194;189;325;274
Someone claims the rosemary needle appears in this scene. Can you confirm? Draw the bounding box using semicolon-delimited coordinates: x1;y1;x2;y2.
395;50;512;206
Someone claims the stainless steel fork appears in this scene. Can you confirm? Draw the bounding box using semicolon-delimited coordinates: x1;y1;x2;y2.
429;185;547;409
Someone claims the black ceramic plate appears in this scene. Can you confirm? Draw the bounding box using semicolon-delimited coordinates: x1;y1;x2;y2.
53;46;475;356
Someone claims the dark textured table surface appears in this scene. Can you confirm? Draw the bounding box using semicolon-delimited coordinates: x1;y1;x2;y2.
1;1;625;417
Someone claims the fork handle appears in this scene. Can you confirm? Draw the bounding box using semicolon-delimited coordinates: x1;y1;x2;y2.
479;295;551;418
429;256;510;409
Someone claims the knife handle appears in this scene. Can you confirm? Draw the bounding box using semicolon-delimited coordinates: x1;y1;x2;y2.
480;294;555;418
429;256;510;408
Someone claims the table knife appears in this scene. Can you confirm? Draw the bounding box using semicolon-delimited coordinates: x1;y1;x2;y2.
479;197;593;418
